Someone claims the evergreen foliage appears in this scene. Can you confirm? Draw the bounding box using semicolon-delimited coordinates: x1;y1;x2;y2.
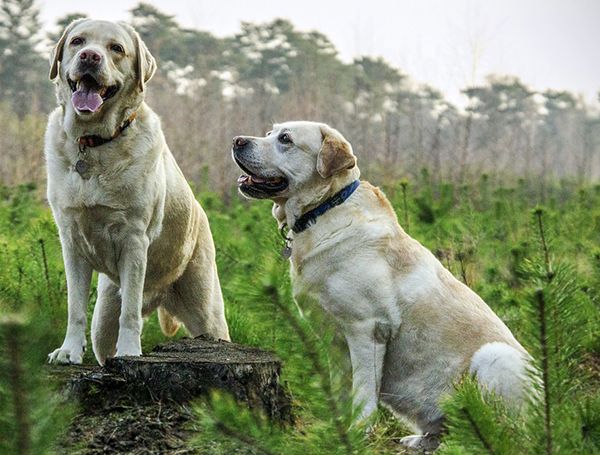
438;209;600;455
0;317;73;455
0;1;598;452
0;175;599;453
0;0;49;115
1;0;599;187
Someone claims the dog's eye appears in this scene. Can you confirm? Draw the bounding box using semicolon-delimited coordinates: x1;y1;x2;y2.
70;37;85;46
278;133;292;144
110;43;125;54
266;131;272;137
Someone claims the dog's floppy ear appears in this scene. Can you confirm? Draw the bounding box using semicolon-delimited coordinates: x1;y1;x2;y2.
316;125;356;179
133;31;156;92
49;18;88;81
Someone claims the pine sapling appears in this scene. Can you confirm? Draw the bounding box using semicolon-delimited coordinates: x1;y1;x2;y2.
0;315;73;455
3;319;31;455
439;206;599;455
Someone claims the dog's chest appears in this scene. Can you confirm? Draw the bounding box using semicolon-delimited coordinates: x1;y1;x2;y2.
289;239;332;301
49;145;135;206
56;171;114;208
62;204;132;278
286;212;412;334
290;237;399;324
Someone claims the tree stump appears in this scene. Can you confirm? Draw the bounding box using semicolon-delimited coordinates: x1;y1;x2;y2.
59;336;292;422
48;336;293;453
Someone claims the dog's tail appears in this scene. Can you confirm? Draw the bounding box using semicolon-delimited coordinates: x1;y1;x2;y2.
469;341;534;406
158;306;181;337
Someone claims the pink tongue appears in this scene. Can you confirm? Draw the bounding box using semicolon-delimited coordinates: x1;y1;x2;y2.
71;86;103;112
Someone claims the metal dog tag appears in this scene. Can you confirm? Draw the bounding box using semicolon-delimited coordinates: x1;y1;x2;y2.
75;159;88;176
281;245;292;260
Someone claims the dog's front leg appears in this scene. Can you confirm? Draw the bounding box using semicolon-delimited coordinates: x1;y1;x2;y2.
115;234;149;357
48;241;93;364
345;320;390;423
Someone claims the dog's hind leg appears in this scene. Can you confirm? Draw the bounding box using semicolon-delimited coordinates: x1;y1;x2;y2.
91;274;121;365
400;342;531;451
164;242;230;341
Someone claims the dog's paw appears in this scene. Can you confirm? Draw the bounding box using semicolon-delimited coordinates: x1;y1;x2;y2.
48;344;84;364
115;337;142;358
115;327;142;358
399;434;441;453
115;347;142;358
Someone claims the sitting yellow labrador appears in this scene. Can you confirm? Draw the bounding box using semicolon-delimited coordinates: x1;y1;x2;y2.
45;19;229;365
232;121;531;450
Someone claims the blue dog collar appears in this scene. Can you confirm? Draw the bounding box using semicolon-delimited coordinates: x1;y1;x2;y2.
291;180;360;234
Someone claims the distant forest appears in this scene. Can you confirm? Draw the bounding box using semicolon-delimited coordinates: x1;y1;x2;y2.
1;0;598;195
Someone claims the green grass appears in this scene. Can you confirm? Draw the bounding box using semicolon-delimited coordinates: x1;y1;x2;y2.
0;176;599;453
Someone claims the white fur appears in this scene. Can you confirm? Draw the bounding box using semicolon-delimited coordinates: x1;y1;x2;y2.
233;121;533;449
470;341;531;405
46;20;229;365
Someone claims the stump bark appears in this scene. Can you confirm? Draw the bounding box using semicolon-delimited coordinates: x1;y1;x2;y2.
57;336;292;422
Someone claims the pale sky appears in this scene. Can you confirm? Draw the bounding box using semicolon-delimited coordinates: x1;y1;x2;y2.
39;0;600;108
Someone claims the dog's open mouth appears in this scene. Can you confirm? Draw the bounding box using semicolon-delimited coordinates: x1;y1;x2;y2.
68;74;119;113
234;157;288;197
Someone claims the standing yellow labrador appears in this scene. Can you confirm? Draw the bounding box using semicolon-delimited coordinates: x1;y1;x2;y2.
45;19;229;366
232;121;532;450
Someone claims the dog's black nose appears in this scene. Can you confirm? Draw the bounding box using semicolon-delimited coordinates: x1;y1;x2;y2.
233;136;249;149
79;49;102;65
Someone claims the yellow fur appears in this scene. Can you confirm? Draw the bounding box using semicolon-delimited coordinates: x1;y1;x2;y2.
158;306;181;337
